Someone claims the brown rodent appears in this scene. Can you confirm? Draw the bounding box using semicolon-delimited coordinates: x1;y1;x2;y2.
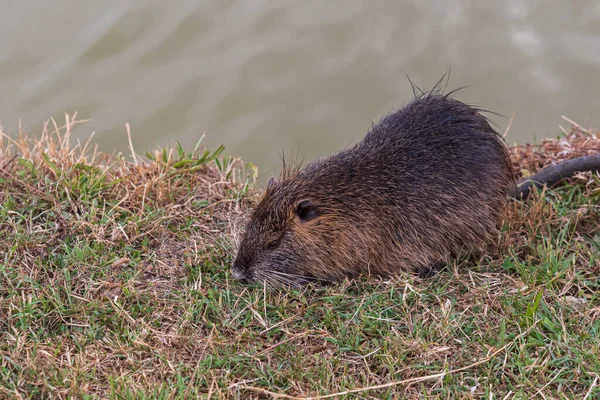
231;90;600;286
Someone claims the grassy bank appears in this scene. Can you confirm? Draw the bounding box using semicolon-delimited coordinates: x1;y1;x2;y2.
1;115;599;399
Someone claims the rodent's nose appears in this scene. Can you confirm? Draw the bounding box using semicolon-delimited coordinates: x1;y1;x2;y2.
231;267;249;283
232;254;252;283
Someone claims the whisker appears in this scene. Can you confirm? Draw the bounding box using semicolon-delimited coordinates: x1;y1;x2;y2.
271;272;308;289
254;271;281;291
261;270;300;289
267;269;333;284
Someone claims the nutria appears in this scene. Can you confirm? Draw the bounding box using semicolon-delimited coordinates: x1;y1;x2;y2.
231;90;600;286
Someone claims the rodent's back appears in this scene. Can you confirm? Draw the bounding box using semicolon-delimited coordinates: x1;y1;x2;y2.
232;92;513;285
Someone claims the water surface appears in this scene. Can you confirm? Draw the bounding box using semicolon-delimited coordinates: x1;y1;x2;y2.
1;1;599;178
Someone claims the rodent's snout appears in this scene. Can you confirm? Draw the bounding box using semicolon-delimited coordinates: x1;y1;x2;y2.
231;267;247;282
231;256;252;283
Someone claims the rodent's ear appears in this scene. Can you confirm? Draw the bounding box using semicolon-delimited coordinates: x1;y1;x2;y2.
295;199;320;222
267;177;277;189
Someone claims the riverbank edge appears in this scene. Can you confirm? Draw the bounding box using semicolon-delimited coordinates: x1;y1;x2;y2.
1;115;599;398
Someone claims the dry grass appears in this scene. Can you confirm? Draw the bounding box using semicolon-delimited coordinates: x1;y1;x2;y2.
0;115;599;399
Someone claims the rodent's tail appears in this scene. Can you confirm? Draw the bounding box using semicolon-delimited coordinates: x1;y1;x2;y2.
513;154;600;199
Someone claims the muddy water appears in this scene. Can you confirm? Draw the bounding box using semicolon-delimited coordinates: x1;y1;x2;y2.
1;1;599;179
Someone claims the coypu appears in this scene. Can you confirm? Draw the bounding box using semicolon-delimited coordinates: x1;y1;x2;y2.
231;89;600;286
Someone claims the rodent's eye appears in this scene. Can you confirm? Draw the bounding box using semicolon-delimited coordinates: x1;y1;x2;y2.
295;199;320;222
266;239;279;250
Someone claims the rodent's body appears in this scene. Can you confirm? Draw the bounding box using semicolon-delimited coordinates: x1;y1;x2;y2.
232;92;513;285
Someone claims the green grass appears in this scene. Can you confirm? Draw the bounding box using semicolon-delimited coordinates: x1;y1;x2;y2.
1;116;599;399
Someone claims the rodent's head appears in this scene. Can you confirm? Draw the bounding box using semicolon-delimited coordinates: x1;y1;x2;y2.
232;176;345;287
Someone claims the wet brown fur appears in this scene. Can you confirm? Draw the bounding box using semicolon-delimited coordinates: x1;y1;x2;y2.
232;89;514;286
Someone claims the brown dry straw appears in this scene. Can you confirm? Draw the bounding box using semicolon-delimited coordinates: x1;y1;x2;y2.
241;321;540;399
